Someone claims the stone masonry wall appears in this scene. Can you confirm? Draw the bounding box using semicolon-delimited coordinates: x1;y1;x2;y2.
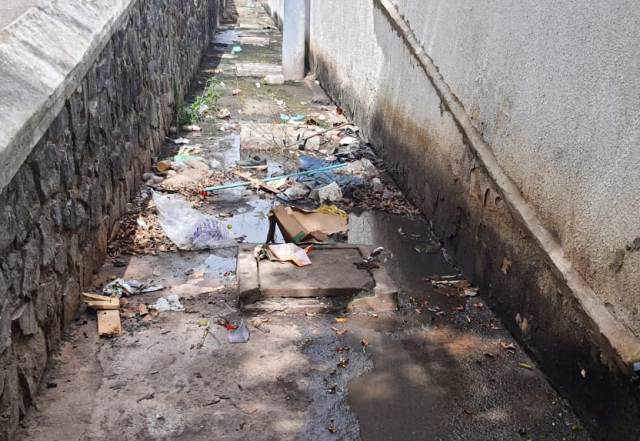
0;1;219;439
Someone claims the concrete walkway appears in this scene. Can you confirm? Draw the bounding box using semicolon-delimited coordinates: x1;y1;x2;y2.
16;1;591;440
0;0;51;29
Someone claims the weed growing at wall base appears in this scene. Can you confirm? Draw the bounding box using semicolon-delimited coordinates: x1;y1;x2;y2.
178;77;225;125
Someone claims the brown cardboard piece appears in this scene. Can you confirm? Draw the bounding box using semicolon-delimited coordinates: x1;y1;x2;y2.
269;205;348;244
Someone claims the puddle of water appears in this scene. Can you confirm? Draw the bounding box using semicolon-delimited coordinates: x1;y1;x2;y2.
348;210;456;294
222;196;281;243
214;30;239;45
207;132;241;167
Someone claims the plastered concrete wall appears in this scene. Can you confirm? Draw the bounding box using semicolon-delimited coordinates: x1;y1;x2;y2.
0;1;219;439
309;0;640;337
393;0;640;342
308;1;640;436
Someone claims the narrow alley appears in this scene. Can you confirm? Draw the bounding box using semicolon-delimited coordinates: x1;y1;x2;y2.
13;2;591;440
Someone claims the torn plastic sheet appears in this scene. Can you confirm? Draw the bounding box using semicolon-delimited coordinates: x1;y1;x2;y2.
103;279;165;298
153;192;235;250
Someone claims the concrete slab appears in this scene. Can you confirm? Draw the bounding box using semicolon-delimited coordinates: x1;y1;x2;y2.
260;247;373;297
237;244;398;311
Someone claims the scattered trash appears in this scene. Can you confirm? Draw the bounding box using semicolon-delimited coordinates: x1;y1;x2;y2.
337;358;349;368
181;124;202;132
464;288;479;297
364;246;385;262
232;88;241;95
315;204;348;221
339;136;359;145
217;108;231;119
82;293;120;310
331;327;348;336
267;243;313;267
361;337;369;353
153;192;235;250
283;181;311;200
580;368;587;378
499;341;516;352
96;309;121;337
316;182;342;203
102;279;164;297
236;155;267;168
204;162;348;193
336;158;378;179
228;320;250;343
518;362;534;370
231;45;242;53
152;294;185;312
327;419;337;433
268;205;348;244
334;317;348;323
354;261;379;270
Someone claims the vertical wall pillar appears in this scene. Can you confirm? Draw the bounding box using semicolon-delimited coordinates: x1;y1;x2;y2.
282;0;306;80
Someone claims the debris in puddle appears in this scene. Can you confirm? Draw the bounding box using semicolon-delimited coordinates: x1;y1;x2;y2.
152;295;185;312
153;192;235;250
203;162;348;193
228;320;250;343
236;155;267;168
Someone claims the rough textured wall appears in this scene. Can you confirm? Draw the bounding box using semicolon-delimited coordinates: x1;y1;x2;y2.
392;0;640;342
308;0;640;438
0;0;218;439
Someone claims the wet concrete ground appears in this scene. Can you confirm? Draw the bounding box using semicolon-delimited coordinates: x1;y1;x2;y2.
17;2;591;440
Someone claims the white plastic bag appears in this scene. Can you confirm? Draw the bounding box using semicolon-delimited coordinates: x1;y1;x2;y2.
153;192;235;250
